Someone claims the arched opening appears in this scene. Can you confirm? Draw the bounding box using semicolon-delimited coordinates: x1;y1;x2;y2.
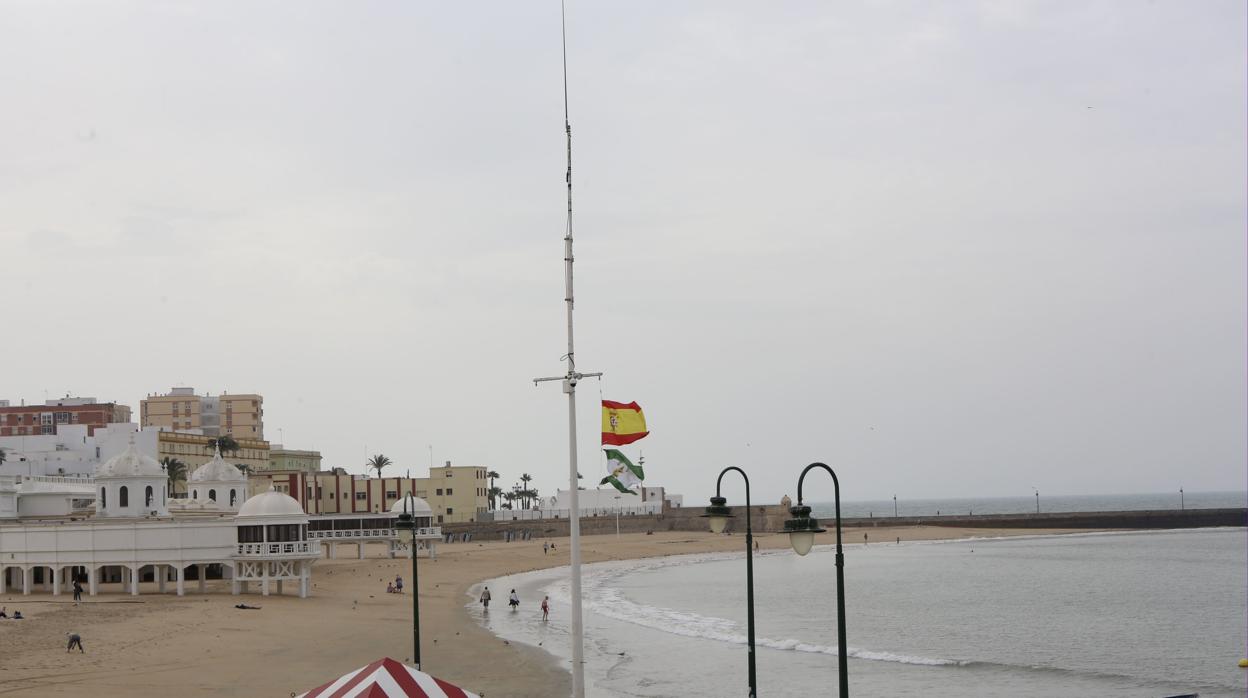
119;486;129;508
209;489;217;501
229;489;237;507
145;485;153;507
100;487;106;509
192;489;198;500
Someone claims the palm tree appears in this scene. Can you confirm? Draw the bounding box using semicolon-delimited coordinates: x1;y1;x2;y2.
160;457;187;496
487;470;500;507
367;454;392;479
501;491;515;510
520;473;533;509
234;463;252;477
206;435;240;456
527;487;539;509
487;486;503;511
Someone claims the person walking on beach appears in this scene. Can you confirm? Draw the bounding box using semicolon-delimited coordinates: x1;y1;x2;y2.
509;589;519;610
394;575;403;594
543;541;549;555
72;579;83;604
480;586;492;610
66;633;84;653
541;595;550;621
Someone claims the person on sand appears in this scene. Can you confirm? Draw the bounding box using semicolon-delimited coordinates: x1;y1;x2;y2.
386;582;395;593
72;579;83;604
541;595;550;621
234;603;261;610
543;541;549;555
509;589;519;610
480;586;492;610
0;607;7;618
66;632;84;653
12;610;23;619
395;575;403;594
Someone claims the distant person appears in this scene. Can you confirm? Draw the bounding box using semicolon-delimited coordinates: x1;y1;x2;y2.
543;541;549;555
754;539;760;553
12;610;23;620
72;580;83;604
395;575;403;594
864;533;868;545
66;632;84;653
541;595;550;621
386;582;395;593
234;603;261;610
509;589;520;609
0;607;7;618
480;586;492;610
896;537;900;545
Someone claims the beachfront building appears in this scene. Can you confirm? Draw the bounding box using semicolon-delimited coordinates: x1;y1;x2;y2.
250;460;489;523
0;439;321;598
0;397;131;438
307;495;441;560
488;486;682;521
140;387;265;440
186;446;249;510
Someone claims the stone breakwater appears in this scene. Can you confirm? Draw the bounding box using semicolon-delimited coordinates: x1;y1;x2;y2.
443;506;1247;541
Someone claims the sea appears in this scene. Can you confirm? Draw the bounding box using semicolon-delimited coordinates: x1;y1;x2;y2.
472;496;1247;697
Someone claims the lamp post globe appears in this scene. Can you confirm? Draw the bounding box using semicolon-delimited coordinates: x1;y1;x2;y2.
702;496;733;534
784;504;826;556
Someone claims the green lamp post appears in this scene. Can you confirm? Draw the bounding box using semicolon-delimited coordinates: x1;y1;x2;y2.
702;466;757;698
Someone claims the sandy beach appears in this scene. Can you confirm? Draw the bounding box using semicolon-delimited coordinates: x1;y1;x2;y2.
0;526;1092;697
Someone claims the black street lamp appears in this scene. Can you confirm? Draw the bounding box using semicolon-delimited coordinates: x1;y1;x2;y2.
702;467;758;698
784;462;848;697
397;495;423;670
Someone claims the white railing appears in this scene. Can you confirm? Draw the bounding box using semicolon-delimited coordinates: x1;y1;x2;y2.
307;527;441;539
235;541;319;556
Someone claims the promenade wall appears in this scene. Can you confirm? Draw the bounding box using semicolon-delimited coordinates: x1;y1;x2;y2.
444;506;1247;542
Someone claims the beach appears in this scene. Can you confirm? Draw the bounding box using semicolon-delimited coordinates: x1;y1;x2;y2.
0;526;1097;697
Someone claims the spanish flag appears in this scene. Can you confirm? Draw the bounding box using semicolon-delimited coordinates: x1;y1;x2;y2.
602;400;649;445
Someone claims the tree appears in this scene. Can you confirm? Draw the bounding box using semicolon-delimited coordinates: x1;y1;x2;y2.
520;473;533;509
234;463;252;476
367;454;392;479
487;470;500;507
527;487;539;509
160;457;187;495
487;486;503;511
206;435;240;456
501;491;515;510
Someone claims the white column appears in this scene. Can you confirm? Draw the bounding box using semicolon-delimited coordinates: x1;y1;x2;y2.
276;579;284;595
198;564;207;594
88;567;98;597
52;567;62;596
261;563;270;596
130;566;139;596
358;542;365;560
176;566;185;597
328;542;336;559
0;566;6;595
299;561;309;598
42;567;52;592
22;567;31;595
158;566;167;594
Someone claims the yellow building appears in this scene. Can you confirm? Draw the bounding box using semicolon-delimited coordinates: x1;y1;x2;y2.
250;461;488;523
158;431;270;494
265;446;322;473
140;387;264;440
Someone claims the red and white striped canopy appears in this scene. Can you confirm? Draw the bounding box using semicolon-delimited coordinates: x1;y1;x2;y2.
296;658;480;698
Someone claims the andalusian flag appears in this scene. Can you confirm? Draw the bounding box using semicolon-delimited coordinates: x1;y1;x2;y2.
602;400;649;445
601;449;645;494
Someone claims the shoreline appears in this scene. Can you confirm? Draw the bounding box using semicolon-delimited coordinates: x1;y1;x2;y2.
0;525;1143;697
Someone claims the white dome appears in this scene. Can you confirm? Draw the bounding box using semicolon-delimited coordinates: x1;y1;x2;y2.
237;487;305;517
97;439;164;479
390;494;432;516
189;446;247;483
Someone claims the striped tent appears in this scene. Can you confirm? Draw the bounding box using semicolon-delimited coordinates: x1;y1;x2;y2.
296;658;480;698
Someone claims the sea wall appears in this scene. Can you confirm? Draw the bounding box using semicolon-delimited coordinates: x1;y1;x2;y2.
443;506;1248;542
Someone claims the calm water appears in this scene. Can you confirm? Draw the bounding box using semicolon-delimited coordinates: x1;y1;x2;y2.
809;490;1248;520
475;528;1248;697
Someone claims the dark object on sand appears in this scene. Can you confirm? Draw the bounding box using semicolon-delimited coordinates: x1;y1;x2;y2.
234;604;261;610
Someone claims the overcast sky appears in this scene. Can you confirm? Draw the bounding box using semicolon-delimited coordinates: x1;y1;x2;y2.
2;1;1244;504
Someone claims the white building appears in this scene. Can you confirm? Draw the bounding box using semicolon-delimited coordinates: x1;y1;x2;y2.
0;423;156;478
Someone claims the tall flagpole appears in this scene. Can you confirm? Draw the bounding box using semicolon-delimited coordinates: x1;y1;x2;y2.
533;3;599;696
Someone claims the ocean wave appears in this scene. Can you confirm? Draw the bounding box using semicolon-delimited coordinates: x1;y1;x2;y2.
538;557;970;668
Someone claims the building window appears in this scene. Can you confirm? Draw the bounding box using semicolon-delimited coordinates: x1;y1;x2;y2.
446;488;453;495
436;489;443;496
230;489;237;507
386;490;398;499
446;507;453;515
192;489;198;500
100;487;106;509
145;486;153;507
445;471;453;477
355;492;366;500
437;515;444;523
119;486;129;508
209;489;217;501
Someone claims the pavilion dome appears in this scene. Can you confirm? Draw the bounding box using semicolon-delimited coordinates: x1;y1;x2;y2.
237;487;305;517
390;494;432;516
96;439;164;479
190;446;247;483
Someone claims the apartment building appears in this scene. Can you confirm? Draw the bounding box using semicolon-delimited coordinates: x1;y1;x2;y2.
250;461;489;523
158;431;270;494
140;388;264;440
0;397;131;437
